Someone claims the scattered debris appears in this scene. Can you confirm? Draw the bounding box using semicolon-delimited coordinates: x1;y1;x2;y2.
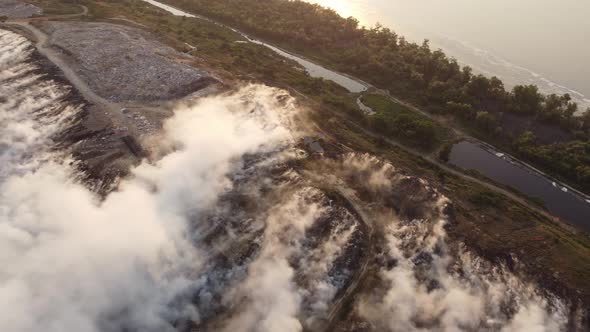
38;21;215;102
0;0;41;18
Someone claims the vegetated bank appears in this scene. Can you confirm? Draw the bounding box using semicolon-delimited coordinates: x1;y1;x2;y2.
152;0;590;196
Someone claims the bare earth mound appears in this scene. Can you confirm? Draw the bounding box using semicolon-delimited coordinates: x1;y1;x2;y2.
39;21;214;102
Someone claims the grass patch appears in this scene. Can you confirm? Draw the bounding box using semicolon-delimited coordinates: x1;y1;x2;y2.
361;94;408;114
469;190;503;207
361;94;451;151
26;0;85;15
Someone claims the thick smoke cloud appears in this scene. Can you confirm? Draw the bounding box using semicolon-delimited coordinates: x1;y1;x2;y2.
357;197;568;332
0;92;293;332
221;187;325;332
0;27;577;332
0;30;80;180
0;29;298;332
322;154;569;331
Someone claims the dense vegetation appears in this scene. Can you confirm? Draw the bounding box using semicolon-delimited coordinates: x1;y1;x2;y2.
158;0;590;192
361;94;447;149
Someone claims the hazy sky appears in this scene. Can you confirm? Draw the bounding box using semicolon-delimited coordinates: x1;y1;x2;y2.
308;0;590;98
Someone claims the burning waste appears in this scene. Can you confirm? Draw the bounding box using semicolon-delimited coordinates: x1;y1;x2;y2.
0;28;581;332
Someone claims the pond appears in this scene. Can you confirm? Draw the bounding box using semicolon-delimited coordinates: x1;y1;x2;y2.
449;141;590;232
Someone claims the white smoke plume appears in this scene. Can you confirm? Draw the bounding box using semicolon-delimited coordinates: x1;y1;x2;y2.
358;197;568;332
300;215;358;315
0;27;579;332
220;187;325;332
0;89;295;332
0;29;80;180
0;28;299;331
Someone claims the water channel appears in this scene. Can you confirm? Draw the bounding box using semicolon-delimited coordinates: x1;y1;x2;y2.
449;141;590;232
142;0;368;93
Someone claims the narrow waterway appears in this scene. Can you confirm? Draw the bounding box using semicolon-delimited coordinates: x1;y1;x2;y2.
141;0;368;93
449;141;590;232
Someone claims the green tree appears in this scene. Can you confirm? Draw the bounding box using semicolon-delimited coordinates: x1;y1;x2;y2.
445;101;475;120
514;131;536;152
577;166;590;186
511;85;543;115
475;111;497;132
581;108;590;132
540;93;578;127
461;66;473;84
467;75;491;102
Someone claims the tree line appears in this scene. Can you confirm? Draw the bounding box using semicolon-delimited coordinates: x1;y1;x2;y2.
158;0;590;191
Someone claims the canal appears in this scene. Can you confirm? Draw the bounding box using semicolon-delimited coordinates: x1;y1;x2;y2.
449;141;590;232
141;0;368;93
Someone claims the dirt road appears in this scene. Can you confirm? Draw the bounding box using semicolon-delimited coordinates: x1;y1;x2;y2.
9;17;137;133
7;4;89;22
303;173;376;332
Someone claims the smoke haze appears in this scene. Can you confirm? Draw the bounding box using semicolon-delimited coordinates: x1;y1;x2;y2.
0;28;578;332
0;30;297;331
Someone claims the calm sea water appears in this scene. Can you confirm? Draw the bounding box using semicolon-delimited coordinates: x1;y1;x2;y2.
307;0;590;110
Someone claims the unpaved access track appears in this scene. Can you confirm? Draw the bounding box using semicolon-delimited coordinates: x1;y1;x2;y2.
2;2;218;181
323;183;374;331
6;5;216;139
302;172;376;332
11;20;143;136
7;3;88;21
